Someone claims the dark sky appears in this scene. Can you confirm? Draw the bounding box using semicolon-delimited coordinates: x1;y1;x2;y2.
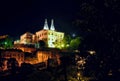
0;0;78;37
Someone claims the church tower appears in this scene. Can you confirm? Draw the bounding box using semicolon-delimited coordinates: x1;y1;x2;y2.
43;19;49;30
50;19;55;30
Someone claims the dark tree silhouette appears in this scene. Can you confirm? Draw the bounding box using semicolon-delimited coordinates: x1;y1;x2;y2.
20;62;34;75
73;0;120;80
7;58;19;74
38;40;46;48
60;55;74;81
0;58;5;70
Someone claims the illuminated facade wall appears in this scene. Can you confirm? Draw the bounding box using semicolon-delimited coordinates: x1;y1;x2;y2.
0;48;61;71
36;19;64;48
36;29;48;43
1;49;24;66
36;30;64;48
37;49;61;66
48;30;64;47
37;51;49;63
14;19;64;48
20;32;35;44
14;45;36;53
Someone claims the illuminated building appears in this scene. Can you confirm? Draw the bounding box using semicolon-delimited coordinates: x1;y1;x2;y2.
0;48;61;71
14;19;64;48
18;32;36;44
0;35;8;39
36;19;64;48
36;48;61;66
14;44;36;53
0;49;24;70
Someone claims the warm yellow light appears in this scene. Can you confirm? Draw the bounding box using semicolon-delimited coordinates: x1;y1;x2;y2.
66;44;69;47
77;72;81;76
88;50;96;55
0;35;8;39
61;44;64;47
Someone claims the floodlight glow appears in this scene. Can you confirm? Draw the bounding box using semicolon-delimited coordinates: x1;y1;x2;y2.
72;33;76;37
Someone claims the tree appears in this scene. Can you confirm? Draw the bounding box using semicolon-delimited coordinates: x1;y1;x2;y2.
69;37;81;50
73;0;120;80
54;34;81;51
7;58;19;74
0;36;13;49
20;62;34;75
38;40;46;48
54;34;72;49
4;37;13;49
63;34;72;49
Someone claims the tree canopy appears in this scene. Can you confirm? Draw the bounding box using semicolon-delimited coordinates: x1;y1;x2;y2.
73;0;120;80
0;36;13;49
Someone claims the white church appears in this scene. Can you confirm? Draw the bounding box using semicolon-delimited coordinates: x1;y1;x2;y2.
14;19;64;48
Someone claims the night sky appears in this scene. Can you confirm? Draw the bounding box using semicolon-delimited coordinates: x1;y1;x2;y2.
0;0;79;37
0;0;120;44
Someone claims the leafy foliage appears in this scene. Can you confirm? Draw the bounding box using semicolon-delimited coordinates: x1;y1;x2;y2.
73;0;120;80
0;36;13;49
55;34;81;51
69;37;81;50
38;40;46;48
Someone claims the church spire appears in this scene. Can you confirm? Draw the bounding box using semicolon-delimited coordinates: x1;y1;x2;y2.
50;19;55;30
43;19;49;30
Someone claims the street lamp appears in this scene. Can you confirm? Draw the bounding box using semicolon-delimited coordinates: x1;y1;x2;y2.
77;72;81;80
88;50;96;55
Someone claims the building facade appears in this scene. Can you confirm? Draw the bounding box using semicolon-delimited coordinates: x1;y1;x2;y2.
14;19;64;48
0;49;24;70
36;48;61;68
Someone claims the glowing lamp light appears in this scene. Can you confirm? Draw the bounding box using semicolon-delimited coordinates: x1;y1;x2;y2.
77;72;81;76
88;50;96;55
4;42;7;45
61;44;64;47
